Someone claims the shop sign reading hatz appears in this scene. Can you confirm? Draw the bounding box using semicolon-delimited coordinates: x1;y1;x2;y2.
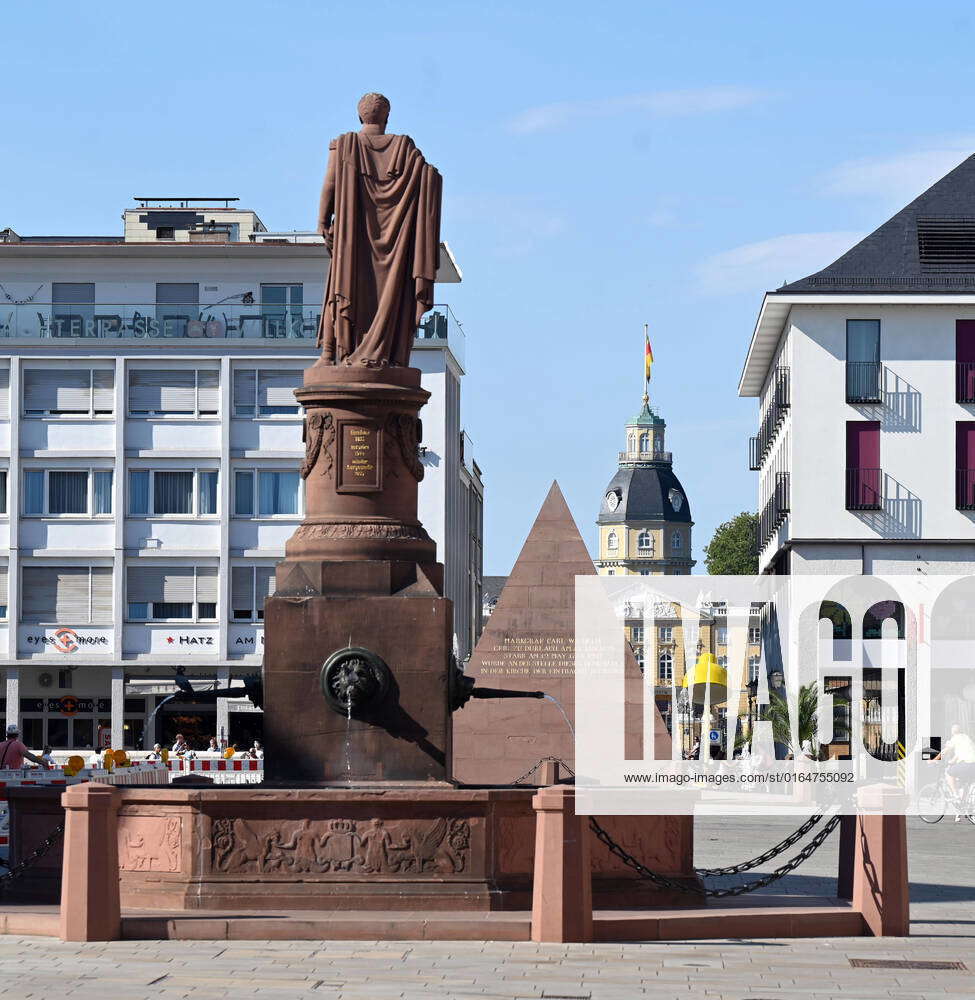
18;626;113;655
144;627;219;655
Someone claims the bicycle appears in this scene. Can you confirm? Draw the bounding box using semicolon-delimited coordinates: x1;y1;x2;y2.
917;771;975;824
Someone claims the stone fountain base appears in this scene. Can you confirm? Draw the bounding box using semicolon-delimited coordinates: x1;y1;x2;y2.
112;785;699;912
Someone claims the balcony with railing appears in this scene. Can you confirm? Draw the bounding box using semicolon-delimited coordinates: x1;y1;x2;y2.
749;366;790;468
846;361;882;404
0;301;466;364
619;448;672;463
774;470;790;514
757;471;790;551
957;362;975;404
957;469;975;510
846;468;883;510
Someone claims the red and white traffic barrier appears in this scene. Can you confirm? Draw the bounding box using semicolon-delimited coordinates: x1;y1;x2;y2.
165;757;263;774
0;761;170;855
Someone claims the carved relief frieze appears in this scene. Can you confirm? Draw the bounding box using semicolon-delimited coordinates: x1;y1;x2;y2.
210;816;470;876
119;816;182;873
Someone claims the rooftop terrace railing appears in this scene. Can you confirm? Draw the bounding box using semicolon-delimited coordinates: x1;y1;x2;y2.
414;304;466;368
0;302;320;340
0;302;465;363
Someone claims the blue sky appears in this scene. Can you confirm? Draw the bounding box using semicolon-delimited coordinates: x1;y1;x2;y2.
5;1;975;573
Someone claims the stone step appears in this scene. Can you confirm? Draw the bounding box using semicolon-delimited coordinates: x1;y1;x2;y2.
0;897;865;942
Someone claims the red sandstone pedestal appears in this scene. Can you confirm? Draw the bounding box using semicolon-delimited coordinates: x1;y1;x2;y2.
264;364;453;783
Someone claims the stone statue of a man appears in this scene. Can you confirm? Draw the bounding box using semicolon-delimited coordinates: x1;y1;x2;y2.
316;93;442;369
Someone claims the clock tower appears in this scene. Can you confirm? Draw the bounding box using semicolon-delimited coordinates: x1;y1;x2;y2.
596;398;695;575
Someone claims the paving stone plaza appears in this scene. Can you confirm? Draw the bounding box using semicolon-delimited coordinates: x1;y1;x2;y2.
0;817;970;1000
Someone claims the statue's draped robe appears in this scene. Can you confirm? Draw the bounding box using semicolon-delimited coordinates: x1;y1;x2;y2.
318;131;442;367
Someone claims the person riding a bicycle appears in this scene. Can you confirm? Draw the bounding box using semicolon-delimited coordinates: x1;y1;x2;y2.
933;724;975;808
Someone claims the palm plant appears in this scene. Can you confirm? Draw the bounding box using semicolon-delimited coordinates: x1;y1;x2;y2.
765;682;847;760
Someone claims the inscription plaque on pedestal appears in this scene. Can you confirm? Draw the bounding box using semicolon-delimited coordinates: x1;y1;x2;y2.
337;421;382;492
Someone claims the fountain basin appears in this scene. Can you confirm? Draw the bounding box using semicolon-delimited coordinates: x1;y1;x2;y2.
109;785;698;912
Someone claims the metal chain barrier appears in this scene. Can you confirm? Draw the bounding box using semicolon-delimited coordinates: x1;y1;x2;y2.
0;824;64;893
588;817;707;895
694;813;826;877
511;756;575;786
589;814;841;898
509;762;839;898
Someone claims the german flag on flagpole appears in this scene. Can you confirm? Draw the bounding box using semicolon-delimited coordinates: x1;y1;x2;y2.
644;323;653;385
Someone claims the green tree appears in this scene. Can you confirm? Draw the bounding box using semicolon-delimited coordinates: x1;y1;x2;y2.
703;511;758;575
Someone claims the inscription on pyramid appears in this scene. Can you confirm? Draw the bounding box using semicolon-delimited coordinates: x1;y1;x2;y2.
453;481;664;784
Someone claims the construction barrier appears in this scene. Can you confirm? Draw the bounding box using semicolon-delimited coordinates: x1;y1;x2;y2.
165;756;263;777
1;757;263;857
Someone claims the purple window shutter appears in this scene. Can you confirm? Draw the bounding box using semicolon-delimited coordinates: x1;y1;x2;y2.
957;422;975;507
956;321;975;361
847;421;880;507
956;422;975;469
956;322;975;401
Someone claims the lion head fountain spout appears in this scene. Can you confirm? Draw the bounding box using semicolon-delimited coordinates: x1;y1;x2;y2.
320;647;392;715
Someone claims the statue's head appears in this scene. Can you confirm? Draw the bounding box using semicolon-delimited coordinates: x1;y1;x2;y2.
357;92;391;127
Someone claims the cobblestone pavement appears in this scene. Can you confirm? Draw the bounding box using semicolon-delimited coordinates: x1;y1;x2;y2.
0;818;971;1000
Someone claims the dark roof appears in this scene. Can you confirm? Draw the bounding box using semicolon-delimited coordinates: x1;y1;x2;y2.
482;576;508;605
598;464;692;524
781;152;975;292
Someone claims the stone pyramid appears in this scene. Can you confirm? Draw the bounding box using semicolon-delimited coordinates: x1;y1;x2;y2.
453;481;667;784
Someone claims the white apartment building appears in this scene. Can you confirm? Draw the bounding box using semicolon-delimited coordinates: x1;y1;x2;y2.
740;155;975;577
0;197;483;751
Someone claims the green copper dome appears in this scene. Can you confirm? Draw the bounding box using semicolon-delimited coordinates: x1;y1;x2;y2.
627;401;665;427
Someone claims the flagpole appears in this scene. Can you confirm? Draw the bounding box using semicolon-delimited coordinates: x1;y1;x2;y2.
643;322;649;405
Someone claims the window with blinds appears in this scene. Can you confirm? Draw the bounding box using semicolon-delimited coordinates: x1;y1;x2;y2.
21;566;112;624
126;565;218;621
0;469;6;516
233;468;301;516
23;368;114;416
22;468;112;516
129;469;218;516
128;369;219;417
0;368;9;418
0;565;7;619
230;565;275;621
232;368;301;416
